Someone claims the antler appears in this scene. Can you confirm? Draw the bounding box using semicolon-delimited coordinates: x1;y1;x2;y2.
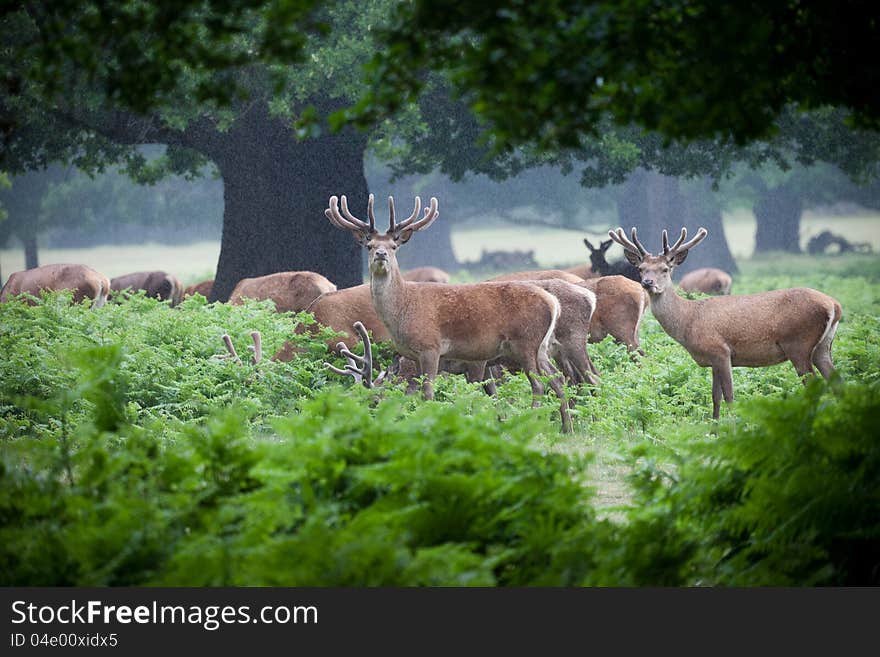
608;226;649;259
390;196;439;236
325;195;376;235
218;331;263;366
662;227;708;259
324;321;388;388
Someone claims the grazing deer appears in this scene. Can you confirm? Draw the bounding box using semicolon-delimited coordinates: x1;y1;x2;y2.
325;193;573;432
403;266;451;283
184;279;214;299
273;283;390;361
608;226;842;419
111;270;184;306
584;238;640;281
677;267;732;295
229;271;336;313
491;270;647;356
1;263;111;309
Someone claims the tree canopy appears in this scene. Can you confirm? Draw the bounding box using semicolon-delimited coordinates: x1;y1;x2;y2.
353;0;880;150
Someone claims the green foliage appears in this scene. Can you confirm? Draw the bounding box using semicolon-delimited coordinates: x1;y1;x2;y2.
1;259;878;585
619;379;880;586
357;1;880;149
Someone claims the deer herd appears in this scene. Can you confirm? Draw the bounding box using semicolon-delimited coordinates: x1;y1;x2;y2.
1;194;842;430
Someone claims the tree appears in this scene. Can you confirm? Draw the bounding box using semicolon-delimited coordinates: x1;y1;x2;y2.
2;2;375;301
355;0;880;149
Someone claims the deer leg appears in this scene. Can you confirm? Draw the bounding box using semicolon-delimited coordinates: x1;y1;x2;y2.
711;368;723;420
812;347;836;380
525;372;545;407
465;361;496;396
418;351;440;401
539;356;573;434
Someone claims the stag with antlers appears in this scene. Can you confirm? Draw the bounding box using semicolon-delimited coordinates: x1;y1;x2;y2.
325;193;574;432
608;226;842;419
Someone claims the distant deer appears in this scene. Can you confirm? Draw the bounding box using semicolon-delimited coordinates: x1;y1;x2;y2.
229;271;336;313
677;267;732;295
403;266;451;283
608;226;842;419
1;263;111;309
184;279;214;299
111;270;184;306
491;270;648;356
326;193;573;432
584;238;640;281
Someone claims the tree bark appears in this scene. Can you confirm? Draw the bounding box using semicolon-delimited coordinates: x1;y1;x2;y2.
753;184;803;253
203;106;368;301
23;234;38;269
62;104;369;302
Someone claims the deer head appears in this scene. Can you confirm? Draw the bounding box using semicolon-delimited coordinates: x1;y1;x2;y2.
607;227;708;294
325;194;439;277
584;238;613;272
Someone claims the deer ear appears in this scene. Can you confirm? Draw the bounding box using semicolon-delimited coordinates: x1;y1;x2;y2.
669;250;689;266
584;238;594;251
601;239;612;251
623;250;643;266
395;229;414;245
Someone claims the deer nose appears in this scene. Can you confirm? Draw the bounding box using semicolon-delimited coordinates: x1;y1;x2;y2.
641;278;654;289
375;248;388;260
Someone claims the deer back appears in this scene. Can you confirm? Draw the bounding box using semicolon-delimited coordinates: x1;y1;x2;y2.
229;271;336;313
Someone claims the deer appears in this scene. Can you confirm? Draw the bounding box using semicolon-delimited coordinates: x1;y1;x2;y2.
490;270;648;356
184;279;214;299
584;238;640;281
273;283;389;361
229;270;336;313
403;266;451;283
1;263;111;309
608;226;842;419
110;270;184;306
563;263;598;279
677;267;732;295
325;193;573;432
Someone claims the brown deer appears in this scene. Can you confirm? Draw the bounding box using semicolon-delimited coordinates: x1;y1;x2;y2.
273;283;389;360
677;267;732;295
491;270;647;355
229;271;336;313
184;279;214;299
1;263;111;309
111;270;184;306
403;266;450;283
325;193;573;432
563;263;598;279
608;226;842;419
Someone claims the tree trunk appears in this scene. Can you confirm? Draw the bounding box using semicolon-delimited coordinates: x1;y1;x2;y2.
23;234;38;269
208;106;368;302
753;184;803;253
616;170;738;275
678;178;739;275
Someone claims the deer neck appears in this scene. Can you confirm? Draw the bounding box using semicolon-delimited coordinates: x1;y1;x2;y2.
370;263;408;327
648;285;695;346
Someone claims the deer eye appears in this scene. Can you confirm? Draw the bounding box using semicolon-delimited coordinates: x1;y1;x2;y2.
661;266;669;273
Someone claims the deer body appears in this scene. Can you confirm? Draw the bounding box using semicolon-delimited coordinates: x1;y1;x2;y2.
403;266;450;283
1;263;110;309
677;267;732;295
491;270;647;354
184;279;214;299
609;226;842;419
111;270;184;306
326;194;572;432
229;271;336;313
